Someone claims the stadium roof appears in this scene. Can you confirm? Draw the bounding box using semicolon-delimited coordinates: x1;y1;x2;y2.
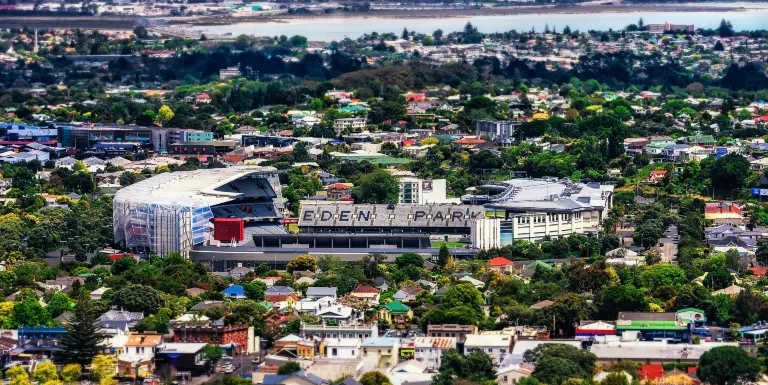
114;166;278;207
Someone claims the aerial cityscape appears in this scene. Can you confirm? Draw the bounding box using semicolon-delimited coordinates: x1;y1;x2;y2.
1;1;768;385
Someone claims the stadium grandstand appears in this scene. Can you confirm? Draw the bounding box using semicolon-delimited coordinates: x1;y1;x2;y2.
113;166;284;256
298;203;485;234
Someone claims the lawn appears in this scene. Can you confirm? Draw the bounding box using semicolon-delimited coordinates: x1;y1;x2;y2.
431;241;469;248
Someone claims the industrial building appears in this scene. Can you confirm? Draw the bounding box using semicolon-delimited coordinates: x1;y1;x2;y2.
113;167;284;256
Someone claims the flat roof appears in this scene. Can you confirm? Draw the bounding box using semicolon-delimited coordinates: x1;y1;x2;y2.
158;343;207;354
114;166;277;207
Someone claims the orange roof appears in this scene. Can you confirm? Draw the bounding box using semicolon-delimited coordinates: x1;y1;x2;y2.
415;337;453;348
352;285;380;294
489;257;513;267
639;364;664;381
126;334;163;346
453;138;486;145
327;183;352;190
649;170;668;176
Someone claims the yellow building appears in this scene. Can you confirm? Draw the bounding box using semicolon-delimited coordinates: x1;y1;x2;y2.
377;301;412;325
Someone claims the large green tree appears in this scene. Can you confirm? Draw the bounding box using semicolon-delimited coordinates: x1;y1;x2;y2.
697;346;760;385
353;169;400;204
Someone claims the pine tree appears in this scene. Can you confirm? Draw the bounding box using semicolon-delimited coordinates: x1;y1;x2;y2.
401;28;409;40
57;297;106;367
437;245;450;269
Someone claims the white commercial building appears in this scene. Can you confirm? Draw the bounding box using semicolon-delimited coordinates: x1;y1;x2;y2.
333;118;366;134
399;178;457;204
413;337;456;370
464;334;514;366
471;217;502;250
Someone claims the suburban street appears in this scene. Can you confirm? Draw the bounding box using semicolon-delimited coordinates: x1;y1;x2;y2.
659;224;679;263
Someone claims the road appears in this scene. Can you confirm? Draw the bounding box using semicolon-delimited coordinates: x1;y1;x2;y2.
658;224;679;263
205;352;260;384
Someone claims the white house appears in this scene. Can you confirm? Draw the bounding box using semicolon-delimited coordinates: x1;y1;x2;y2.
361;337;400;369
496;364;534;385
413;337;456;370
324;338;361;359
458;276;485;289
464;334;514;365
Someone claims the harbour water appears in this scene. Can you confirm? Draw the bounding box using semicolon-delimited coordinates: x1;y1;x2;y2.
196;9;768;41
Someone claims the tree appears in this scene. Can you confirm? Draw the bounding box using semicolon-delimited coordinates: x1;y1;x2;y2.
155;105;174;127
278;362;301;375
6;366;31;385
638;264;687;290
532;357;585;385
401;28;409;40
524;343;596;375
111;285;163;315
58;297;106;366
756;240;768;266
697;346;760;385
597;285;647;319
61;364;81;385
243;281;267;300
360;371;392;385
437;245;450;271
11;289;51;327
204;344;224;368
710;153;750;190
133;26;149;38
601;372;629;385
287;254;317;273
395;252;424;269
354;169;399;204
90;355;116;385
33;361;59;384
111;256;136;275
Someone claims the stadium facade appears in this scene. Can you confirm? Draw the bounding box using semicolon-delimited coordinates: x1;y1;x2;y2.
113;167;283;256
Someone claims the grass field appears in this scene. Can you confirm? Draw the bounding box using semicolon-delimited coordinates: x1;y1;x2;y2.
431;241;469;248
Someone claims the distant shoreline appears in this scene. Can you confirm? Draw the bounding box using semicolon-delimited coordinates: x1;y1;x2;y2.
0;3;760;31
176;3;753;25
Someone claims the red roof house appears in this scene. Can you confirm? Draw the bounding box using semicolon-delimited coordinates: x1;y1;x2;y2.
639;364;664;381
488;257;514;271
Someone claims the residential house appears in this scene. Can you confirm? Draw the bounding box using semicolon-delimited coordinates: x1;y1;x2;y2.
98;309;144;332
306;287;338;300
262;370;330;385
361;337;400;369
464;334;514;365
647;170;668;184
393;286;422;304
488;257;514;272
378;301;412;326
272;334;301;357
427;324;478;343
350;285;381;304
265;286;296;296
324;338;361;359
459;276;485;289
417;280;438;294
116;334;163;378
374;277;390;292
317;304;359;325
496;364;534;385
413;337;456;370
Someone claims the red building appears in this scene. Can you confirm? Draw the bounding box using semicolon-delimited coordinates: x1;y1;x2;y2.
172;324;250;355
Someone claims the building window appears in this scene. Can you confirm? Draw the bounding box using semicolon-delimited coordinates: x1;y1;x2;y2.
503;376;508;383
488;348;493;353
500;349;506;354
332;348;337;356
